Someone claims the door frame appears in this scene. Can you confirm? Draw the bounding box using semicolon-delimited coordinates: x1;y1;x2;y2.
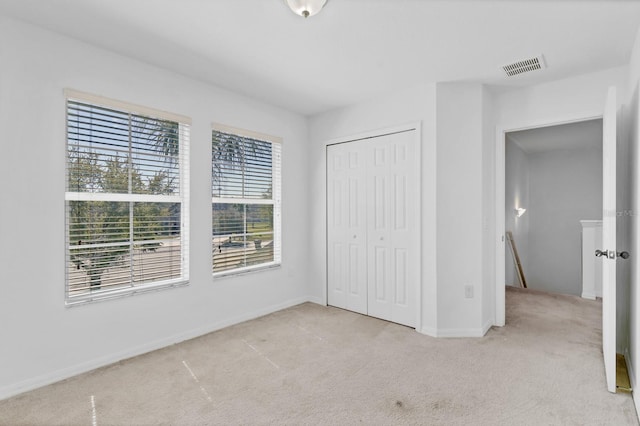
494;111;602;326
324;122;422;331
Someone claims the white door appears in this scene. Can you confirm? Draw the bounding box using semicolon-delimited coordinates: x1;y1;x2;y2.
600;86;617;393
366;132;418;327
327;130;419;328
327;143;368;314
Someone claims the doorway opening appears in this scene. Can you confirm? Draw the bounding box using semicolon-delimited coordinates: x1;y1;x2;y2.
494;112;604;327
504;119;603;297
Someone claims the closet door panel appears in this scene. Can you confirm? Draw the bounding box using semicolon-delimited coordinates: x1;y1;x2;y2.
367;142;392;321
327;143;367;314
327;149;348;309
388;132;418;327
344;147;368;314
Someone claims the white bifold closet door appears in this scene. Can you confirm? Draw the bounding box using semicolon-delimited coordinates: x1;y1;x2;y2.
326;139;368;315
327;130;418;327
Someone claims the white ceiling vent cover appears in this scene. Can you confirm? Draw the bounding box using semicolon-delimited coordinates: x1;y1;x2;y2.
502;55;546;77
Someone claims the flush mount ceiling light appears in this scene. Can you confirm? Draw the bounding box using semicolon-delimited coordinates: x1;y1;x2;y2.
286;0;327;18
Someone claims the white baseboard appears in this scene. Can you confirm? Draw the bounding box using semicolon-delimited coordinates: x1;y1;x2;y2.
306;296;325;305
419;322;491;338
581;292;597;300
434;328;489;338
0;296;312;401
481;319;494;336
419;326;437;337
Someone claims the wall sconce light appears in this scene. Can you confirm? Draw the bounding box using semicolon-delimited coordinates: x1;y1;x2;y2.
286;0;327;18
515;208;527;218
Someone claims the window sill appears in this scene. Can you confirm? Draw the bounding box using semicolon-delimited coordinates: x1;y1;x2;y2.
212;262;281;280
65;279;189;307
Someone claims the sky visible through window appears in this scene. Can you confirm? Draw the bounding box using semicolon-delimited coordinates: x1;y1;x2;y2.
67;101;179;195
211;130;272;200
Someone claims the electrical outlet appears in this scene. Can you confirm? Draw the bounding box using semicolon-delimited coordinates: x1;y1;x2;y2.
464;285;474;299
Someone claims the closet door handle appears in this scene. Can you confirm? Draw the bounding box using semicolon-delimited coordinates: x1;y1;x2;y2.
618;251;630;259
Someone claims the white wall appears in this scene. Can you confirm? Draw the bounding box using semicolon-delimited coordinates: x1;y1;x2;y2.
495;67;628;126
482;86;497;331
527;147;603;296
625;25;640;413
0;17;310;399
504;140;530;287
617;81;633;362
435;83;488;334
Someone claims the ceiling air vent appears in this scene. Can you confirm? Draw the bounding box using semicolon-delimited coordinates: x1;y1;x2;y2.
502;55;546;77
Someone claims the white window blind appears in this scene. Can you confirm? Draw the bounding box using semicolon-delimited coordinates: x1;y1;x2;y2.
212;127;281;275
65;93;190;304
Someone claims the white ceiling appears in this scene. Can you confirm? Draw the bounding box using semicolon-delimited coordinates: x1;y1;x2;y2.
507;119;603;154
1;0;640;116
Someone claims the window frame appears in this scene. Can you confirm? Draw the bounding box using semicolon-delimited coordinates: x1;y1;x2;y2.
211;123;282;277
64;89;191;306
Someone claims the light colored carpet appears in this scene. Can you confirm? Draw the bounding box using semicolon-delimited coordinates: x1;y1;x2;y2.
0;287;637;425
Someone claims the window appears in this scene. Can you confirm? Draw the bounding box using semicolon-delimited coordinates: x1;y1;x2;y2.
65;90;190;304
212;125;281;275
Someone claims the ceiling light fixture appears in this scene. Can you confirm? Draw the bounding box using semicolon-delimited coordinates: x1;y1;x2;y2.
286;0;327;18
